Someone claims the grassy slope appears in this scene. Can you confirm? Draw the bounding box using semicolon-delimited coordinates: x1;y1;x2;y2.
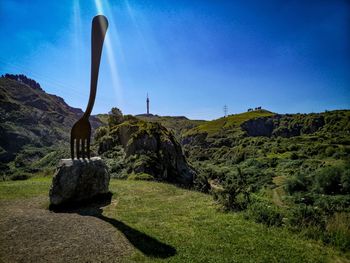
185;109;274;136
1;177;348;262
95;114;206;139
136;115;206;139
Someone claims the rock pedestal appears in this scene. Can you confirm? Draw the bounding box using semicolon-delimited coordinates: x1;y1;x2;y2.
49;157;110;207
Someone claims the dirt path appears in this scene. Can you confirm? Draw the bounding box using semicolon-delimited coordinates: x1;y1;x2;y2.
0;197;133;263
272;176;287;207
272;186;284;207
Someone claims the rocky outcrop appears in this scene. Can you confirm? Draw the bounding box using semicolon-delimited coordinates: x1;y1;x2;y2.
49;157;110;206
98;120;195;185
241;114;325;138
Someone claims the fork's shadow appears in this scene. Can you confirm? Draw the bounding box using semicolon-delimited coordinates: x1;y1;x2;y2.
97;214;176;258
50;194;176;259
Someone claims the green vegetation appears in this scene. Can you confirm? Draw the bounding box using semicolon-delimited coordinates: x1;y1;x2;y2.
127;173;154;181
1;76;350;257
183;110;350;251
136;114;206;139
184;109;273;136
0;177;51;200
1;177;349;262
0;75;102;180
95;111;195;185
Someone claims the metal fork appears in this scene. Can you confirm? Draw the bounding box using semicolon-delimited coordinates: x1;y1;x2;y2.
70;15;108;159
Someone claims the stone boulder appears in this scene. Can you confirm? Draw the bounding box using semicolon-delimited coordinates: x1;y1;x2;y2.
49;157;110;207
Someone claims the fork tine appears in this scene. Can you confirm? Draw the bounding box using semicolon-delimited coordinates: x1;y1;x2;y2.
87;137;90;159
76;139;80;159
81;139;86;159
70;137;74;160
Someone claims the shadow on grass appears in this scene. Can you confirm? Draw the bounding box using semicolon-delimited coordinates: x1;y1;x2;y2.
50;193;176;258
97;214;176;258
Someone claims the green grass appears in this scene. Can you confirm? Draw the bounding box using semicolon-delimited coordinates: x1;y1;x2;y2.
1;177;348;262
0;177;51;200
136;115;206;139
185;110;274;136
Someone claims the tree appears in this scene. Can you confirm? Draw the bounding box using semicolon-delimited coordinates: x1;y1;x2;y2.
108;107;123;127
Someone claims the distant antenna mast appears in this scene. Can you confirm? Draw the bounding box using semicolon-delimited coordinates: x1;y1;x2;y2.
146;93;150;115
223;104;228;117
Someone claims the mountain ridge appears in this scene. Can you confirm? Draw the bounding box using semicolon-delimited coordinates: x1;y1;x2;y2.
0;75;102;177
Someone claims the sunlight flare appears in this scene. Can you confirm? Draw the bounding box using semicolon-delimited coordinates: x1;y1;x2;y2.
94;0;123;106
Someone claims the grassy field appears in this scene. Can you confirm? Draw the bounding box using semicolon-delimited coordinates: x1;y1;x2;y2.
0;177;349;262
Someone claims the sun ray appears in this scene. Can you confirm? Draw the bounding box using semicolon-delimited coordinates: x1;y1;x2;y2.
93;0;123;106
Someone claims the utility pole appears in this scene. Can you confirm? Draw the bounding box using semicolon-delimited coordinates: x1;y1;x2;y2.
146;93;150;115
223;104;228;118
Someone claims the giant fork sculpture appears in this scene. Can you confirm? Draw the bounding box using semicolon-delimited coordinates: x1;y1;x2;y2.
70;15;108;159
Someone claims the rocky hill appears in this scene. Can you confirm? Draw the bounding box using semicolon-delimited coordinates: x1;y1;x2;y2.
0;74;101;178
94;113;206;140
95;116;195;185
136;114;206;139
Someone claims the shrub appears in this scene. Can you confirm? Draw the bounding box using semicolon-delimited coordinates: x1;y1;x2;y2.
325;146;336;157
289;204;326;229
245;198;284;227
94;126;108;141
313;166;342;195
285;172;310;194
290;152;298;160
313;195;350;214
193;168;211;193
11;173;30;181
98;135;115;154
216;168;251;211
325;212;350;251
341;168;350;194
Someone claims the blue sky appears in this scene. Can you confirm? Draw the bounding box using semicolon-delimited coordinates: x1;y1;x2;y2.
0;0;349;120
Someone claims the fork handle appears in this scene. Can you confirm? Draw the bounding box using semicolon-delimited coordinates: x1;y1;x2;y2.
83;15;108;118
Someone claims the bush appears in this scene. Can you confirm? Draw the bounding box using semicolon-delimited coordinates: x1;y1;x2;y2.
290;152;298;160
193;168;211;193
104;150;127;179
313;195;350;214
313;166;343;195
245;198;284;227
11;173;30;181
94;126;108;141
289;204;326;229
285;172;310;194
325;146;336;157
216;168;251;211
341;168;350;194
325;212;350;251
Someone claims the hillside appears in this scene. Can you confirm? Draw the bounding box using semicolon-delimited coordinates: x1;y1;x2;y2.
1;177;348;262
95;116;196;185
182;109;350;164
0;74;101;179
180;109;350;251
184;109;274;137
135;114;206;139
1;74;349;253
